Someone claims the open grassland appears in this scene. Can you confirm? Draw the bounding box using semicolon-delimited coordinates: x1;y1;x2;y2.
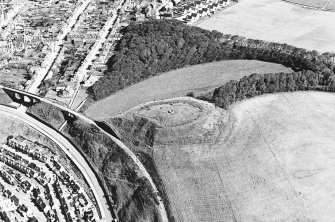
85;60;291;120
114;92;335;221
197;0;335;52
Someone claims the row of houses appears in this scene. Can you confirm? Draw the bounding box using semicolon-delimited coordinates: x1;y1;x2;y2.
1;135;99;221
44;0;122;104
0;180;34;222
172;0;231;23
0;154;30;175
0;0;81;90
53;180;75;222
32;186;59;222
7;135;53;163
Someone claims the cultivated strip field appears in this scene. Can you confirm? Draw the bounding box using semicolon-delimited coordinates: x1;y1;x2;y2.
197;0;335;52
137;92;335;221
85;60;291;120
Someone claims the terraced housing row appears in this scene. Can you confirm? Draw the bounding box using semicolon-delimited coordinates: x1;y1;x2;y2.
0;135;99;222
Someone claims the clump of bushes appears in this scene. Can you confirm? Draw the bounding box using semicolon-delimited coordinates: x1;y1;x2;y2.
27;102;65;129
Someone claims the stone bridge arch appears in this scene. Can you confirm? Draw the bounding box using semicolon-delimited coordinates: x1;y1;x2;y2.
2;88;40;106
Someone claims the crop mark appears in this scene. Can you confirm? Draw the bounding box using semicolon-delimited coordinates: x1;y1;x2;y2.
246;109;311;219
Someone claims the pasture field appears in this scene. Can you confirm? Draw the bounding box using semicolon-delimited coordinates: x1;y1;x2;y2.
85;60;291;120
129;92;335;221
197;0;335;52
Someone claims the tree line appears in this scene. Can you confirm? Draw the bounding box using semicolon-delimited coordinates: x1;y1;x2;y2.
210;70;335;109
88;19;335;100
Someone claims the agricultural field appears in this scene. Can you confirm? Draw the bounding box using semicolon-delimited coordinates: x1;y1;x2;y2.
326;0;335;10
111;91;335;221
285;0;329;9
196;0;335;52
285;0;335;10
85;60;291;120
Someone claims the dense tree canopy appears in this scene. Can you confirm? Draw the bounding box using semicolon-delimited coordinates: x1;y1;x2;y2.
211;70;326;109
89;19;335;100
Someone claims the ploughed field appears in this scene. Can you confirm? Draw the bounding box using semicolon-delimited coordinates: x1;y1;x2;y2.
85;60;291;120
112;92;335;221
196;0;335;52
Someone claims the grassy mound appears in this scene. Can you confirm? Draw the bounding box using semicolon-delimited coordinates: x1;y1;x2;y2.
104;98;225;222
107;92;335;221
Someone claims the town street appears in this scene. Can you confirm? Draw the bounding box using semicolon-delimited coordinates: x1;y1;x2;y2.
69;0;127;108
27;0;93;94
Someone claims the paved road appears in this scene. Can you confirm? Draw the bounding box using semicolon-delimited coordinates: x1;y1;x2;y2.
69;0;126;108
0;105;113;222
1;86;169;222
27;0;93;94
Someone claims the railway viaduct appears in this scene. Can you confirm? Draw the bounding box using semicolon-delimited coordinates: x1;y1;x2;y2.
1;86;78;121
